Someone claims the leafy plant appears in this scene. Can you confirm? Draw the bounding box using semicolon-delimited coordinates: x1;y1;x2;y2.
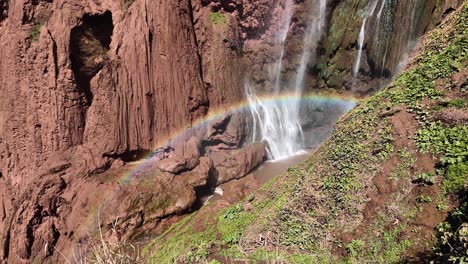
433;201;468;263
218;204;253;245
416;195;433;204
444;162;468;194
185;243;210;263
415;124;468;165
346;240;364;257
413;173;435;186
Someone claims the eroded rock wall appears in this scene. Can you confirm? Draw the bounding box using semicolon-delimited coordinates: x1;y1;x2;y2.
0;0;252;262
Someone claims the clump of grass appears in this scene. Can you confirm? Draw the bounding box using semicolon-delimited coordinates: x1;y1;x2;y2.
58;219;143;264
30;23;42;41
209;12;226;25
445;98;466;108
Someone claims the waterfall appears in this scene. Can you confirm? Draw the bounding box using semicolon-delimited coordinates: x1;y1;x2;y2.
352;0;381;89
246;0;328;160
352;18;367;88
273;0;294;95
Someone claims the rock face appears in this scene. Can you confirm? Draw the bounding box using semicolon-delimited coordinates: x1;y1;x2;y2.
0;0;463;262
0;0;253;262
318;0;464;93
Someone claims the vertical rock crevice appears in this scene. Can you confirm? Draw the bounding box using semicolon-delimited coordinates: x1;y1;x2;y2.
0;0;8;22
188;0;211;118
69;11;114;106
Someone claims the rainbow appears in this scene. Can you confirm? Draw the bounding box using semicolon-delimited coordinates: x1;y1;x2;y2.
72;92;358;251
115;92;358;185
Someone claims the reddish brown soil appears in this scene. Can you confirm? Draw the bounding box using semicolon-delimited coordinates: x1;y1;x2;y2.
337;108;451;258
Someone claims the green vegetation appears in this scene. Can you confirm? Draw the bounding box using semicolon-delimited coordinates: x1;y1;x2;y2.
414;172;435;186
445;98;466;108
444;162;468;193
145;4;468;263
433;200;468;263
209;12;227;25
390;148;416;179
144;212;217;264
346;240;364;257
218;204;252;245
30;23;42;41
416;195;433;204
416;124;467;165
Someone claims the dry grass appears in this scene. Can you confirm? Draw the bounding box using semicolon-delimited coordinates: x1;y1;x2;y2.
58;215;144;264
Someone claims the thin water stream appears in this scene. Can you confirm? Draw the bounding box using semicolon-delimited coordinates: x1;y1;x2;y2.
247;0;329;160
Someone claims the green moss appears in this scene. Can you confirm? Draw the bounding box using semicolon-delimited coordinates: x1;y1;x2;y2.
209;12;226;25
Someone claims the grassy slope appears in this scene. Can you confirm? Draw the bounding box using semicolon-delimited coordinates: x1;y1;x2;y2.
145;3;467;263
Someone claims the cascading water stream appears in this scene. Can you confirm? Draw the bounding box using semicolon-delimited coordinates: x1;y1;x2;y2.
352;0;380;90
246;0;328;160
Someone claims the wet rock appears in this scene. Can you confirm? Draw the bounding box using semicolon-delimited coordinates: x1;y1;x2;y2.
184;157;214;188
157;136;201;174
205;112;245;149
210;142;267;184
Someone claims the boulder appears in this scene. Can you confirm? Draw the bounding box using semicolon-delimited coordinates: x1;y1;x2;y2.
157;136;201;174
210;142;267;184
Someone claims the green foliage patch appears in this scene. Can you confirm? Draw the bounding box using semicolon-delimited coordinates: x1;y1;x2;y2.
30;23;42;41
209;12;226;25
416;124;468;166
444;162;468;193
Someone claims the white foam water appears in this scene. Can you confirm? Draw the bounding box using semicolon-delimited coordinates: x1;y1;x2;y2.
246;0;328;160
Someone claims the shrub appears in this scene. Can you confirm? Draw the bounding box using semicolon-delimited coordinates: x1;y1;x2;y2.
444;162;468;194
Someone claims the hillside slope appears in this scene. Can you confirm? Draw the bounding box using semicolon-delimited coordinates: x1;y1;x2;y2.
146;3;468;263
